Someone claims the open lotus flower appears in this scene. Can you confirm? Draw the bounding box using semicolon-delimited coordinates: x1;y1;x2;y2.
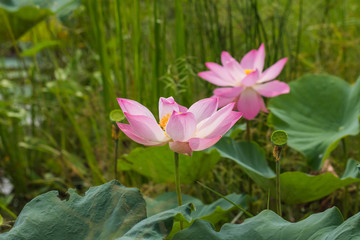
117;97;242;155
198;43;290;120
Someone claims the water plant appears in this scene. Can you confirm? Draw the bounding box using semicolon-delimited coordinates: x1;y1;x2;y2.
116;96;242;227
0;0;360;239
198;43;289;120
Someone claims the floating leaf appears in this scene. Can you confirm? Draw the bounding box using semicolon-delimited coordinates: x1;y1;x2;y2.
213;137;360;204
122;146;220;184
173;207;360;240
268;74;360;169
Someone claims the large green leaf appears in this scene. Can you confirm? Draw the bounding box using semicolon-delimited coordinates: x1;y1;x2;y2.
213;137;360;204
122;146;221;184
0;0;78;43
268;74;360;169
146;192;248;238
0;180;146;240
173;207;360;240
0;181;193;240
117;204;193;240
146;193;203;217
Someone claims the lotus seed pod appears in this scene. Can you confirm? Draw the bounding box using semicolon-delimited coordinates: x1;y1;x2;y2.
271;130;288;146
110;109;125;123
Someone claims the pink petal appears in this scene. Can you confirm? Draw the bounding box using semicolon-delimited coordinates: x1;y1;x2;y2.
125;113;169;142
213;87;243;107
178;105;188;113
237;88;262;120
253;80;290;97
259;97;268;113
188;97;218;123
258;58;287;83
169;141;192;156
117;123;166;146
221;51;245;80
254;43;265;73
166;111;196;142
117;98;156;122
240;49;257;70
159;97;179;120
241;70;259;87
198;71;234;87
195;103;242;138
201;112;242;138
189;135;222;151
221;51;234;66
205;62;236;84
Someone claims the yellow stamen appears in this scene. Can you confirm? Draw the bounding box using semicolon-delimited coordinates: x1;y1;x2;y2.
159;113;171;130
244;69;255;75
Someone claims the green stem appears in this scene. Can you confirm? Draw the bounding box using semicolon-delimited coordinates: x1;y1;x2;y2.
114;139;119;180
174;152;183;229
276;159;282;216
0;203;17;219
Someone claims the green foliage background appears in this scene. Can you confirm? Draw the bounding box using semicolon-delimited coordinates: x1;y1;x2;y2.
0;0;360;232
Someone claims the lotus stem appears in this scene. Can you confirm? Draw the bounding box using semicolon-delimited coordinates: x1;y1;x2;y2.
276;159;281;215
274;145;282;216
112;125;120;180
174;152;183;229
114;139;119;180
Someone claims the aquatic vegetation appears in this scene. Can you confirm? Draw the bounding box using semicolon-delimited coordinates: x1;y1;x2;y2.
117;97;241;155
1;0;360;239
198;44;289;120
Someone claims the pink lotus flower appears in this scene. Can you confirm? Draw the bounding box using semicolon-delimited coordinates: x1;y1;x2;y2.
117;97;242;155
198;43;290;120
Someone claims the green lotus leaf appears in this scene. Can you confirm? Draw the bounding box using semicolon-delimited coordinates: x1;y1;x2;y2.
117;203;193;240
0;0;79;43
122;146;220;184
0;180;146;239
173;207;360;240
0;181;193;240
213;137;360;204
268;74;360;170
146;192;248;239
